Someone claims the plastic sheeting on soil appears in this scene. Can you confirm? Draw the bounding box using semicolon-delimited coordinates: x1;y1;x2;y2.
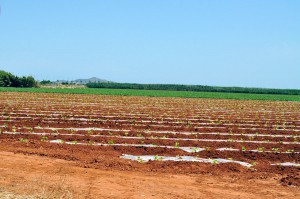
271;162;300;167
120;154;253;167
49;139;204;153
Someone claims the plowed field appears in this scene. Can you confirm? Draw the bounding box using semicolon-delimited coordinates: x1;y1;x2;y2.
0;92;299;198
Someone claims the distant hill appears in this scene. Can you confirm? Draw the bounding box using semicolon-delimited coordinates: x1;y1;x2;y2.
56;77;112;85
74;77;110;84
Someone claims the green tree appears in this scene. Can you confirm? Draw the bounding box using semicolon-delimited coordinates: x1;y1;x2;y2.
0;70;38;88
19;76;37;87
0;70;15;87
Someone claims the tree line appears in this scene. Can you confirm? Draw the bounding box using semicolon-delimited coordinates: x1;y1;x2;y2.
0;70;38;87
86;82;300;95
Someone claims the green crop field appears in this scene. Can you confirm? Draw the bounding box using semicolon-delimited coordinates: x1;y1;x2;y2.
1;87;300;101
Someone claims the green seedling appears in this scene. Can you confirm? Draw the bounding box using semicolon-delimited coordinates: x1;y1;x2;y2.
19;138;28;143
41;136;48;142
212;159;219;165
107;140;114;145
137;157;144;163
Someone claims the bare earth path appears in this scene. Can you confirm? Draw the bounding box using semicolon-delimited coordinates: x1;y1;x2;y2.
0;151;299;199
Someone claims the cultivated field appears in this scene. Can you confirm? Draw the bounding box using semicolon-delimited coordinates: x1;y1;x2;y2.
0;91;299;198
1;87;300;101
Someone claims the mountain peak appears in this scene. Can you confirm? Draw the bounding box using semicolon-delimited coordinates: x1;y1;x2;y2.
56;77;111;84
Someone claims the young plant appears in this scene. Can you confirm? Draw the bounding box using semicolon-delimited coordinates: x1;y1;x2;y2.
192;147;198;153
286;149;295;153
71;140;78;144
137;157;144;163
257;147;265;152
212;159;219;165
272;148;280;153
107;140;114;145
41;136;48;142
19;138;28;143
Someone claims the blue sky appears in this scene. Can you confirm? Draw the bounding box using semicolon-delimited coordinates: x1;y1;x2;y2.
0;0;299;89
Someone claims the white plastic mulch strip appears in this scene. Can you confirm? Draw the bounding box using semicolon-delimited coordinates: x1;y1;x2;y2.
3;131;300;146
216;148;299;154
1;117;299;132
120;154;253;167
35;127;130;132
8;114;297;128
216;148;240;152
49;139;204;153
270;162;300;167
147;130;299;138
48;139;299;154
5;130;297;154
3;126;300;139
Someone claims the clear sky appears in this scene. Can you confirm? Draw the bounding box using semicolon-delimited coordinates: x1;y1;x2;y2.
0;0;299;89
